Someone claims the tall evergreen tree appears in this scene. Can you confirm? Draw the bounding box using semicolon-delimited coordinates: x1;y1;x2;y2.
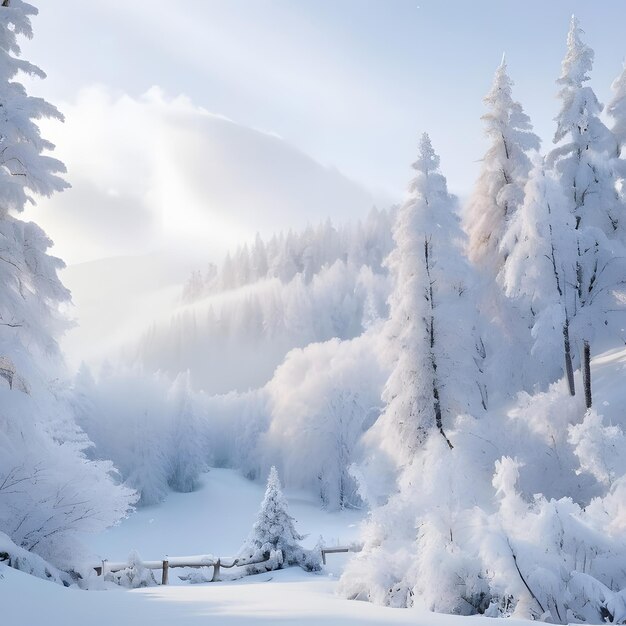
547;16;626;403
251;232;268;280
465;57;540;273
377;133;484;465
167;371;206;493
548;16;622;239
0;0;70;364
501;160;579;393
0;0;135;568
464;58;541;400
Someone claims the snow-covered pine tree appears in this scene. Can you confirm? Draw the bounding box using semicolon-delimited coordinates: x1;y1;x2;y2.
465;57;540;272
339;135;487;610
167;370;207;493
221;251;236;290
500;160;579;393
0;0;136;570
547;16;626;404
464;58;542;401
375;133;484;465
182;269;203;303
124;405;171;506
238;466;320;573
250;232;268;280
0;1;69;362
548;15;622;239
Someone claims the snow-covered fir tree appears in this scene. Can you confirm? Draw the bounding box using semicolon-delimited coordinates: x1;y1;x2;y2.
238;466;320;573
465;57;540;273
339;135;488;610
75;366;211;506
375;133;484;465
548;16;622;239
547;15;626;393
500;160;579;392
0;0;135;570
181;209;394;303
167;371;207;493
464;57;542;400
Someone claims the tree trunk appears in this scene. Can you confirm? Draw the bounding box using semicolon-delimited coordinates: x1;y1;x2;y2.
582;339;592;409
424;236;453;450
563;322;575;396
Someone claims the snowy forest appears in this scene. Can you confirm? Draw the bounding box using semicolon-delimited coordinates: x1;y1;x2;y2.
4;3;626;625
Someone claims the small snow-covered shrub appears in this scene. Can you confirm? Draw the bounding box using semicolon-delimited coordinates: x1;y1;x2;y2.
0;531;71;586
569;409;626;487
178;567;213;584
105;550;157;588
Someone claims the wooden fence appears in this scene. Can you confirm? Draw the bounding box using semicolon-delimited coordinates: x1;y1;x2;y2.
320;545;362;565
95;544;362;585
95;555;264;584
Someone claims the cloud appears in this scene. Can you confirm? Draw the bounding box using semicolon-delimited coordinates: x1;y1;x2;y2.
26;86;378;265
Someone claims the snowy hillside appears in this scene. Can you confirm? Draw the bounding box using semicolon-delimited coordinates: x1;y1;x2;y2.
86;468;363;562
2;564;532;626
27;86;383;266
131;210;393;394
7;328;626;626
1;467;526;626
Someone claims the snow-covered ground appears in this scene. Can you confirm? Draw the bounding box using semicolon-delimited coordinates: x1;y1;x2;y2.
3;466;531;625
3;564;533;626
5;347;626;626
85;468;363;564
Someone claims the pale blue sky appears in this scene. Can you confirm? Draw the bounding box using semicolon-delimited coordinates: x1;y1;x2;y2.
22;1;626;202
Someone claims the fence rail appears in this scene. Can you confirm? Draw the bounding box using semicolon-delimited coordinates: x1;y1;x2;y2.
95;544;363;584
320;544;362;565
95;555;266;584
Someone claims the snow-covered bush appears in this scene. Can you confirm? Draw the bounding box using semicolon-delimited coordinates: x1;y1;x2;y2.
0;382;137;569
261;332;386;509
105;550;157;588
341;372;626;623
0;531;71;586
178;567;214;584
238;467;321;574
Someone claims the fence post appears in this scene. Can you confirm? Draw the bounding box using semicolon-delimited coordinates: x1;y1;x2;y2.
211;558;221;582
162;559;169;585
101;559;107;578
322;550;326;565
